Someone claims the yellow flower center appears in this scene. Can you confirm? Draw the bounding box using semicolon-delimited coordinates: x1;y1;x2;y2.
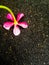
14;20;18;25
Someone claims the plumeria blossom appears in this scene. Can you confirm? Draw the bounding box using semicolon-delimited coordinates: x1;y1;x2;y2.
3;13;28;36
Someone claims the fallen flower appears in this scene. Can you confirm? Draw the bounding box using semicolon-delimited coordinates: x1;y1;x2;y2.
3;13;28;36
0;5;28;36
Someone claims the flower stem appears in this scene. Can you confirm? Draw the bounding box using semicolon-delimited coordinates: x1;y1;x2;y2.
0;5;17;24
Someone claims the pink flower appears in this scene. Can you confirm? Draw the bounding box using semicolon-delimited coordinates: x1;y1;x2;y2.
3;13;28;36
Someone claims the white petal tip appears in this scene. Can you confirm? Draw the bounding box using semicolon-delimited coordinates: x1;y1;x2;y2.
13;26;20;36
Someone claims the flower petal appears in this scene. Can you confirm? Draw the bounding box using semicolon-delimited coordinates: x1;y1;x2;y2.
3;22;13;30
13;25;20;36
17;13;24;21
18;21;28;28
6;13;14;21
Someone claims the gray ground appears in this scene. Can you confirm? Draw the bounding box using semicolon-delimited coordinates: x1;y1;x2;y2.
0;0;49;65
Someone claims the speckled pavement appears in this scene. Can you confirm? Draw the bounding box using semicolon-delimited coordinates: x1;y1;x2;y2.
0;0;49;65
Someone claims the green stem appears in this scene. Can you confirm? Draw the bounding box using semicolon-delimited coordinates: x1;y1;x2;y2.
0;5;17;23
